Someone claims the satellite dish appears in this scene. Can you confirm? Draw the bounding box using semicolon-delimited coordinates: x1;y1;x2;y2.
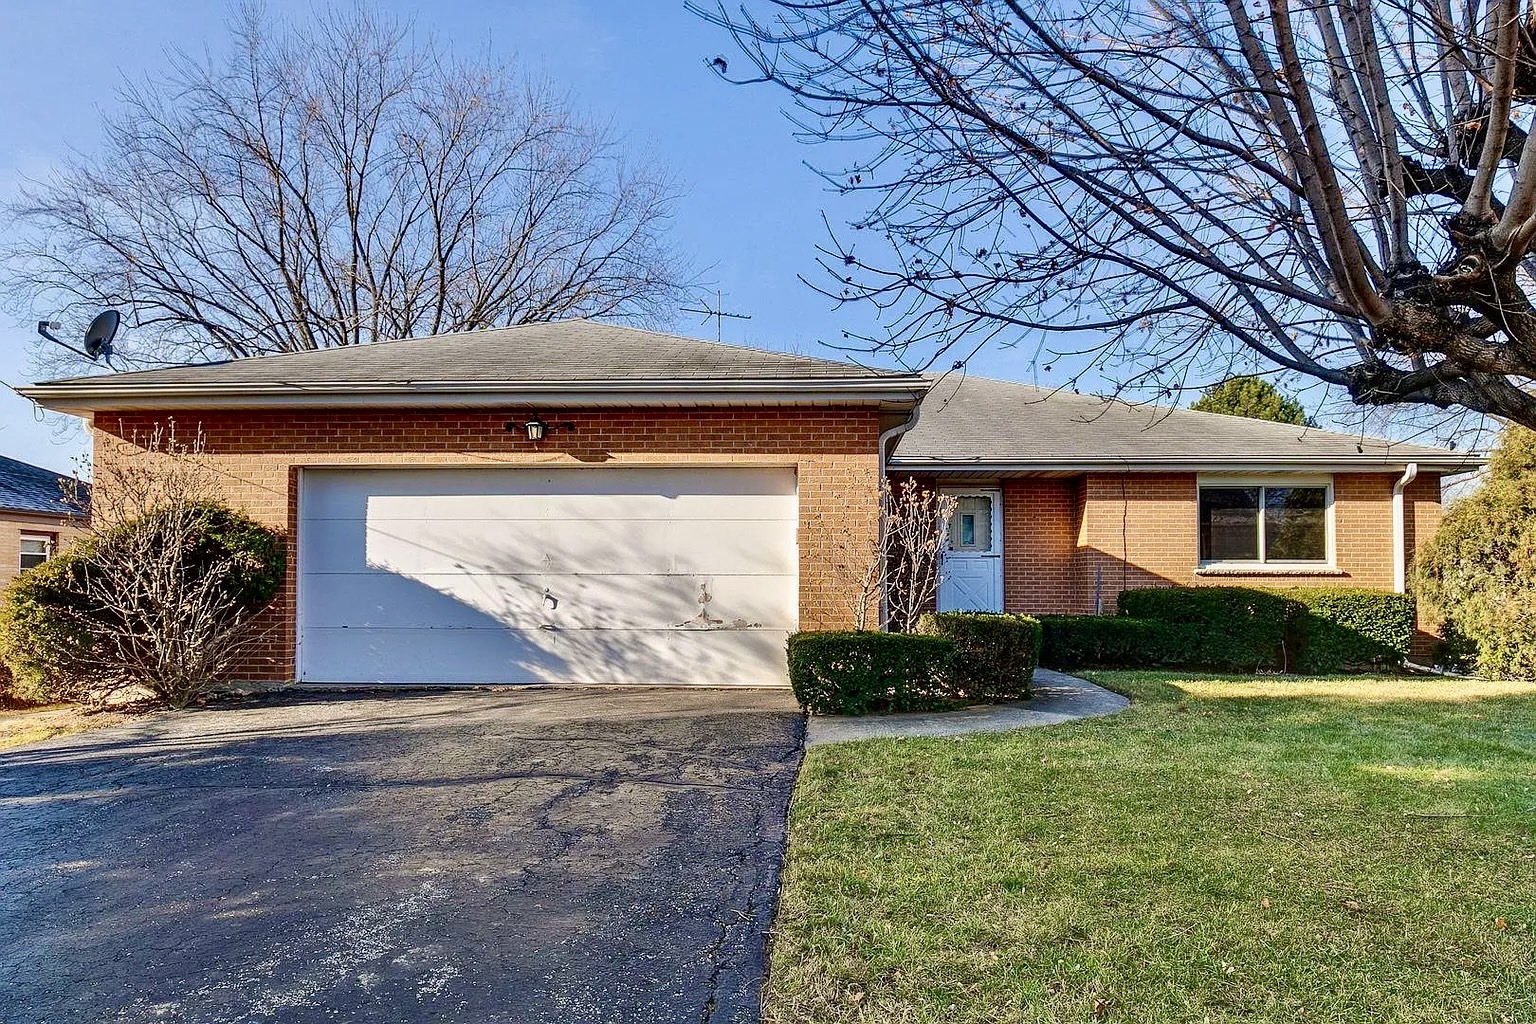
83;310;120;360
36;309;119;362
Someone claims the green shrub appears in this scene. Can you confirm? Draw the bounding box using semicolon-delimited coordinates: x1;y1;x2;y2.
1415;432;1536;677
916;611;1041;702
0;551;98;706
787;631;958;715
0;502;285;707
1117;587;1294;670
1039;615;1208;670
1284;588;1414;673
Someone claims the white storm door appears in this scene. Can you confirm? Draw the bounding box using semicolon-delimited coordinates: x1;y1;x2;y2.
297;466;798;686
937;487;1003;612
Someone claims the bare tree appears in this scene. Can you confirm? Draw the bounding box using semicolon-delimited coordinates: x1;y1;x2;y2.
697;0;1536;430
821;477;956;630
6;5;690;368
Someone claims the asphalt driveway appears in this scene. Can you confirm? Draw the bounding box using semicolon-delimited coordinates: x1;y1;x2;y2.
0;687;804;1024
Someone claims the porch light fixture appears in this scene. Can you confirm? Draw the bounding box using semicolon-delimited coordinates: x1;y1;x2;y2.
506;414;575;442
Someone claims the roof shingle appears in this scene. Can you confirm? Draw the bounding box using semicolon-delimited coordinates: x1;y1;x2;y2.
0;455;86;516
895;375;1477;470
41;320;907;387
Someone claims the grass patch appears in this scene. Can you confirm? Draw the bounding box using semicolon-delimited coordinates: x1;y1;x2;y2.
0;704;131;751
767;672;1536;1023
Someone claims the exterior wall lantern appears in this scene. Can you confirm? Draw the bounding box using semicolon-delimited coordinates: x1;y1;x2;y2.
506;415;576;443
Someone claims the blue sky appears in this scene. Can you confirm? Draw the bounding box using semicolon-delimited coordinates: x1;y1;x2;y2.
0;1;1390;473
3;1;990;471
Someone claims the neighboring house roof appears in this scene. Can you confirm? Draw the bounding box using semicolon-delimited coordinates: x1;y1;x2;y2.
0;454;87;517
894;375;1480;473
20;321;928;413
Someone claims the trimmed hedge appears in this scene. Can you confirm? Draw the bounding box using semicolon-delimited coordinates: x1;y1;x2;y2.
1285;588;1414;673
787;631;959;715
917;611;1041;702
1118;587;1292;670
1039;615;1208;670
1038;587;1416;674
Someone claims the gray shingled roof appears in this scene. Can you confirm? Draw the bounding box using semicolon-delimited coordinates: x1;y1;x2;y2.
894;375;1478;470
41;320;908;387
0;455;87;516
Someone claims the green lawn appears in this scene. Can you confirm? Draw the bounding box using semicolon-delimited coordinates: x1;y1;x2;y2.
767;673;1536;1023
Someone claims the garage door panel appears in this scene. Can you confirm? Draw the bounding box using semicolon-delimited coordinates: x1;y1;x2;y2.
300;626;791;686
298;466;798;686
304;518;795;576
301;467;797;522
302;571;798;630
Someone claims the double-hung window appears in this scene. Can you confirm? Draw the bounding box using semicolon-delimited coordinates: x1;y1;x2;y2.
1198;479;1332;566
19;533;55;572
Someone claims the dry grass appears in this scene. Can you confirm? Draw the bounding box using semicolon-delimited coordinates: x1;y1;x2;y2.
0;704;134;751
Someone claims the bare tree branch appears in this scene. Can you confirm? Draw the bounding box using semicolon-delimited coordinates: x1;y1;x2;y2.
5;5;692;369
696;0;1536;429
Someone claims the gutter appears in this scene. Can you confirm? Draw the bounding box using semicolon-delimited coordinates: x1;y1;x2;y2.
1392;462;1420;593
19;377;931;416
886;457;1481;474
877;400;925;479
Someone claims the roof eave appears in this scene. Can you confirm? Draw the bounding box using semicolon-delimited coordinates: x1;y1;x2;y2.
887;455;1486;473
20;377;931;415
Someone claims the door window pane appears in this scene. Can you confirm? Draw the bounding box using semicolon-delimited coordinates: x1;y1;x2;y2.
948;496;993;552
1264;487;1328;561
1199;487;1259;562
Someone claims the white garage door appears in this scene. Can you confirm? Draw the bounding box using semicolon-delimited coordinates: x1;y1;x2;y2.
297;466;798;686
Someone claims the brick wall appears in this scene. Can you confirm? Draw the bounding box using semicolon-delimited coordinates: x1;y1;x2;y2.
0;509;89;592
93;406;884;680
995;471;1445;638
1000;477;1079;614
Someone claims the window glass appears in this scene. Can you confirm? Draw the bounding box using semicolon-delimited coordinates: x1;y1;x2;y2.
19;534;53;572
948;496;993;552
1264;487;1328;561
1199;487;1259;562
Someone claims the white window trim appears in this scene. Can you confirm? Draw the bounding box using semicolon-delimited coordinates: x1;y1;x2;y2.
1195;474;1335;569
18;532;55;571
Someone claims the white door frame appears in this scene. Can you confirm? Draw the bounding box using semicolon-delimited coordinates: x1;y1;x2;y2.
937;485;1004;612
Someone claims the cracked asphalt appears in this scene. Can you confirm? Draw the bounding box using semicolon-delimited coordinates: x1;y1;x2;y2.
0;687;805;1024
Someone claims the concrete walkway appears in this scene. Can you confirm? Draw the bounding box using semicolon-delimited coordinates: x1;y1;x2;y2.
805;668;1129;746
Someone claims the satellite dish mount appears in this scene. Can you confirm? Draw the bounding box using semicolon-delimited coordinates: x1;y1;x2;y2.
37;310;119;362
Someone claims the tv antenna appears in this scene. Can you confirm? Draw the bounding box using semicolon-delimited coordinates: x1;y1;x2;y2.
682;291;751;343
37;310;120;362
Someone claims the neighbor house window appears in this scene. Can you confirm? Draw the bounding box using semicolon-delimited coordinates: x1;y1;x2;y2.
19;533;55;572
1198;481;1330;564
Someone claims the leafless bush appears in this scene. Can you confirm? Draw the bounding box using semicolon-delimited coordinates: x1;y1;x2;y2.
823;477;957;631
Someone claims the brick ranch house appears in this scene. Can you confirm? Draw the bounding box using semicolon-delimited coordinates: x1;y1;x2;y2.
20;321;1481;687
0;454;88;592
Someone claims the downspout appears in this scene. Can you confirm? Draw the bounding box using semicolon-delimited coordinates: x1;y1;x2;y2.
1392;462;1420;594
877;394;925;479
876;394;927;629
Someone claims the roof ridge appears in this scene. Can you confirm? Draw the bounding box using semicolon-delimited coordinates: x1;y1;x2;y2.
0;452;79;480
42;317;914;386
